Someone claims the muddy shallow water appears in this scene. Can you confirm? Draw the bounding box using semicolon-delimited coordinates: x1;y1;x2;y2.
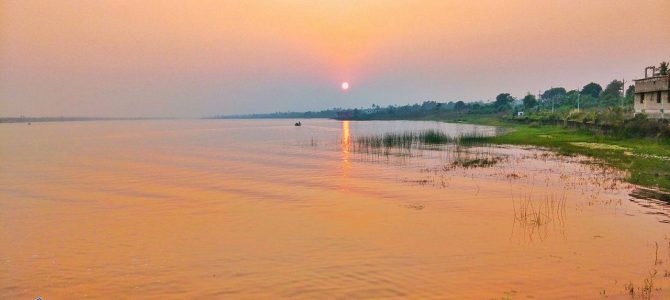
1;119;669;299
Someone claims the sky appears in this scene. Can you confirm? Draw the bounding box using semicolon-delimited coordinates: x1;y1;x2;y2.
1;0;669;117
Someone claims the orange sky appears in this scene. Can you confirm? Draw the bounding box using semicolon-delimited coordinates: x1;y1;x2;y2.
1;0;669;116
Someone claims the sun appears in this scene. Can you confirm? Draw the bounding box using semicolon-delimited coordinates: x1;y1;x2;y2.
341;82;349;91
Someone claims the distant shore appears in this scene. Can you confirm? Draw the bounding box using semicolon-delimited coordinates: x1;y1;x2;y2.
5;114;668;192
0;117;175;124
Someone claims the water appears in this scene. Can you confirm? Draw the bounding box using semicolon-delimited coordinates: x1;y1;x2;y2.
1;119;668;299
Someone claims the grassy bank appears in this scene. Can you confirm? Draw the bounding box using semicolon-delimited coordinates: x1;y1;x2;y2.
344;113;670;191
471;122;670;191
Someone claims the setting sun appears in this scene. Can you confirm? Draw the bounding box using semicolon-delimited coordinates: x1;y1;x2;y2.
341;82;349;91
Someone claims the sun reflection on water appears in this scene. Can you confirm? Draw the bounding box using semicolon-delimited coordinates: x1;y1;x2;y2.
341;120;351;177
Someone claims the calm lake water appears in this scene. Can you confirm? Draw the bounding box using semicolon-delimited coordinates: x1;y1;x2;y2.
1;119;669;299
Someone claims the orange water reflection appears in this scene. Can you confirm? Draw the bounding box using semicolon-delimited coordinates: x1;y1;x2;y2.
340;120;351;177
1;119;669;299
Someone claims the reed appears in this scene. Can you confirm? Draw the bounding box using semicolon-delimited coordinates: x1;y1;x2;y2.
457;132;490;146
448;157;502;169
351;129;489;150
418;129;454;144
625;270;657;300
512;191;567;241
514;192;567;226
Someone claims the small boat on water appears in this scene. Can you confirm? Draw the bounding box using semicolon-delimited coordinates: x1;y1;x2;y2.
294;121;301;126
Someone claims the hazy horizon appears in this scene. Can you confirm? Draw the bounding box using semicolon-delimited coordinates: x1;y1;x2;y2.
2;0;669;118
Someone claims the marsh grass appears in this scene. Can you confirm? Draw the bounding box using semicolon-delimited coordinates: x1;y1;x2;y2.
351;129;491;153
441;143;507;170
514;192;567;226
512;191;567;241
625;270;657;300
457;134;491;146
447;156;503;169
478;125;670;191
350;129;508;173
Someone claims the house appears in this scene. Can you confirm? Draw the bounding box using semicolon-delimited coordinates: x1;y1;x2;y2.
634;66;669;119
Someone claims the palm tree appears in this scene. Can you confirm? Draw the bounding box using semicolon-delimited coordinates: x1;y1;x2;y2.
660;61;668;76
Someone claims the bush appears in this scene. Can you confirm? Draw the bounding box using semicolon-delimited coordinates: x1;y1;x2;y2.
595;108;625;127
621;114;670;138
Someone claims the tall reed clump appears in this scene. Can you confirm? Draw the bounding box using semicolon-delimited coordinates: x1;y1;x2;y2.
354;132;416;149
417;129;454;144
457;132;491;146
513;192;567;229
352;129;491;150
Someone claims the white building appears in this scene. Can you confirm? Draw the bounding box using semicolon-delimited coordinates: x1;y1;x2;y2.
634;66;669;119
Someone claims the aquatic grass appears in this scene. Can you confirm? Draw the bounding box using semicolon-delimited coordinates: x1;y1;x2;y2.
354;132;416;149
466;124;670;191
625;270;657;300
512;191;567;241
456;132;491;146
439;143;507;171
351;129;492;151
448;157;502;169
348;129;503;167
417;129;454;144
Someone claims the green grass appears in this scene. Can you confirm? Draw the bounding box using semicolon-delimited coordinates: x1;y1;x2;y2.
417;129;454;144
354;132;419;149
471;124;670;191
352;114;670;191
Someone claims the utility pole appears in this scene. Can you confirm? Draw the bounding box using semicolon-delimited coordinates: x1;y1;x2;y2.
577;87;580;112
621;78;626;110
552;98;555;113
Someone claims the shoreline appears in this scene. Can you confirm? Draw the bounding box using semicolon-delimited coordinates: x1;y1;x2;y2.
332;115;670;192
443;118;670;193
4;116;668;192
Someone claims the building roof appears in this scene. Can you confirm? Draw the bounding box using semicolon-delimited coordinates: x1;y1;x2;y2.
634;74;668;81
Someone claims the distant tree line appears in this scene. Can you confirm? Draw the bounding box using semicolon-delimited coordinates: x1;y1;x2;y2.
210;109;343;119
212;77;641;121
327;74;640;121
212;61;670;137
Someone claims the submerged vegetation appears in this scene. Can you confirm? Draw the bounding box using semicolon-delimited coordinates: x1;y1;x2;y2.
355;129;450;148
348;125;670;192
446;157;503;169
512;192;567;241
625;269;658;300
477;125;670;192
352;129;488;150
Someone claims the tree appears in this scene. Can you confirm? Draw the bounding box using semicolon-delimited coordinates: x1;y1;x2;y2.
541;87;566;100
580;82;602;98
660;61;669;75
601;79;624;98
454;101;466;111
625;85;635;98
421;101;438;111
522;94;538;109
495;93;514;107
